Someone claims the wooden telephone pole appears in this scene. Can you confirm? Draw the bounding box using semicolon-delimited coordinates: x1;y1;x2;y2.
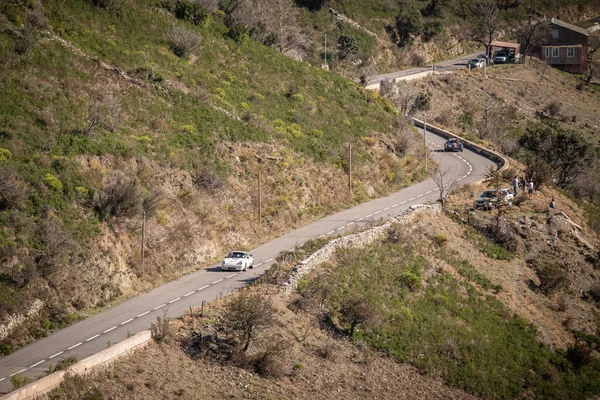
348;142;352;195
258;169;262;226
141;210;146;267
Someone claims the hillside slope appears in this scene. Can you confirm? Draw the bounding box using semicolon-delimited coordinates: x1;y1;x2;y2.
45;198;600;399
0;0;424;355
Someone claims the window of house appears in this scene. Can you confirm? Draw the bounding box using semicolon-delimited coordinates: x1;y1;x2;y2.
567;47;575;58
544;47;551;58
551;29;559;39
552;47;559;57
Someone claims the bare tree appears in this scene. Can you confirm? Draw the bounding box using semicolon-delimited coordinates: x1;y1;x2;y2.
468;0;502;58
84;93;123;135
518;18;550;60
338;294;377;337
585;32;600;83
476;95;500;139
233;0;308;56
429;160;461;208
221;288;276;352
0;168;28;209
483;166;510;231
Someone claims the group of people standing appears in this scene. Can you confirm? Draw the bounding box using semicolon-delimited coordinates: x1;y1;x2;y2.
512;176;556;209
512;176;534;200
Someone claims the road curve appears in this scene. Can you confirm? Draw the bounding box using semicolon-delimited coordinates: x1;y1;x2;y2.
0;129;496;393
366;51;483;89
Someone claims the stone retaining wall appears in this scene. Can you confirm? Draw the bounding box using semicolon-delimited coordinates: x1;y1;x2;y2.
281;204;441;291
1;331;152;400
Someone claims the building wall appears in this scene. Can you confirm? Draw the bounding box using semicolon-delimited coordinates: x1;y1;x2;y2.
529;23;588;74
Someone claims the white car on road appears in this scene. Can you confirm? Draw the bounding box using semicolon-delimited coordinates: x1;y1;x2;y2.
222;251;254;271
467;58;485;69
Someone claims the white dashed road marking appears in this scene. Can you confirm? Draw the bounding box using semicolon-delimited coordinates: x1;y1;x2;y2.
347;222;354;226
336;227;344;231
409;197;415;201
68;342;82;349
48;351;63;359
198;285;209;291
266;258;274;263
0;378;5;382
374;210;381;215
225;274;237;279
400;201;407;204
137;311;150;317
29;360;45;368
169;297;181;304
383;207;390;211
392;204;399;208
153;304;166;310
86;334;100;342
10;369;27;376
103;326;117;333
366;214;373;218
183;291;195;297
327;231;334;235
212;279;223;284
120;318;134;325
255;263;263;267
357;218;364;221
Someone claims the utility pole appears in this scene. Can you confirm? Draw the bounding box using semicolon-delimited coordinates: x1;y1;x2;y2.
324;33;328;68
348;142;352;195
141;210;146;267
258;169;262;226
423;112;428;170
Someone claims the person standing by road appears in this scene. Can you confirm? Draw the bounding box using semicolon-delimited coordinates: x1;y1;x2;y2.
528;179;534;200
512;176;519;196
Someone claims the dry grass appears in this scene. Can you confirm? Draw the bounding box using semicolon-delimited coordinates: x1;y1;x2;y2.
52;288;478;400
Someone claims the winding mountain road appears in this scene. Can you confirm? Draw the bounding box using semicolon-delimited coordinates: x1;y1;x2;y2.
0;128;496;394
366;51;483;90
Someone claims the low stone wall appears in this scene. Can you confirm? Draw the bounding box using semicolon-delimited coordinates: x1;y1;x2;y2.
281;204;441;291
1;331;152;400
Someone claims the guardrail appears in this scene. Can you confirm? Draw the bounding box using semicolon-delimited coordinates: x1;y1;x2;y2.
412;118;509;178
1;331;152;400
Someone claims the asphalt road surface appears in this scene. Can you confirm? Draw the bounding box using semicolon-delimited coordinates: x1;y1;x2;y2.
0;128;496;393
366;51;484;88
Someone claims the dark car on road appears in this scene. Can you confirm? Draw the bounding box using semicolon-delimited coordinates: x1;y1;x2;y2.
444;138;464;152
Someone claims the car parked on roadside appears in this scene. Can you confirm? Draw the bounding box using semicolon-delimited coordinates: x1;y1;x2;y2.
444;138;464;152
493;52;507;63
474;188;514;210
467;58;485;69
221;251;254;271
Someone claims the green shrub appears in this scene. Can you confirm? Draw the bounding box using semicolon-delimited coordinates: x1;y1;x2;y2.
43;174;64;191
92;172;143;221
174;0;211;27
397;271;422;290
0;148;12;161
0;342;13;357
532;260;567;295
433;233;448;247
11;373;31;390
90;0;126;12
166;26;201;58
52;355;78;371
226;25;249;44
